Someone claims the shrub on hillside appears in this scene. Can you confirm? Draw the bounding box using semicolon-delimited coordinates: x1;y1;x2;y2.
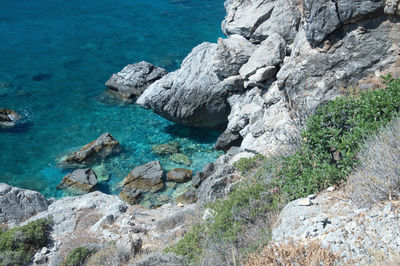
0;217;52;266
346;117;400;206
61;246;96;266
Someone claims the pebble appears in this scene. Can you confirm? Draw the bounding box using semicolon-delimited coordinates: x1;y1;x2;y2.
298;198;312;206
326;186;336;192
177;203;184;207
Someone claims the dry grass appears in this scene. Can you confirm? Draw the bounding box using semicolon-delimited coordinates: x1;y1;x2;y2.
245;240;342;266
346;117;400;207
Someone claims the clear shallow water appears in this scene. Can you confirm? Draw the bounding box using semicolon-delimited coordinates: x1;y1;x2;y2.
0;0;225;199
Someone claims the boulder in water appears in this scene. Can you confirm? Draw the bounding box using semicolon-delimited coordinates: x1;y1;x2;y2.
105;61;167;101
0;108;21;128
59;133;120;168
167;168;193;183
57;168;98;194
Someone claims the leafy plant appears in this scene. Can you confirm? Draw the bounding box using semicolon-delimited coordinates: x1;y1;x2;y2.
61;246;96;266
0;217;52;266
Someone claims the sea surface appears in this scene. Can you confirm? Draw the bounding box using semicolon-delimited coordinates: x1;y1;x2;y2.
0;0;225;201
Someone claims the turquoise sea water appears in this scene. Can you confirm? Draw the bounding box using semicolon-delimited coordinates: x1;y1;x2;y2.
0;0;225;199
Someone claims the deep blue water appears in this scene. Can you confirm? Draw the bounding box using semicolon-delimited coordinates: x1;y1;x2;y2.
0;0;225;199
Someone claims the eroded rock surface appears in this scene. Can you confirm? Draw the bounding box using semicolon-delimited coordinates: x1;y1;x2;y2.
167;168;193;183
57;168;98;194
0;108;21;128
0;183;49;226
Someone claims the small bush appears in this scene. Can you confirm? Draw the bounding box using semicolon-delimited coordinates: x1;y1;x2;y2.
61;246;96;266
0;217;52;266
346;117;400;206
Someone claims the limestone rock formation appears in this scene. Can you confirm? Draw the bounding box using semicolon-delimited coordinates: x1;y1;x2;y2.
119;161;164;204
167;168;193;183
137;39;251;127
0;108;21;128
105;61;167;101
0;183;49;226
59;133;120;168
57;168;98;194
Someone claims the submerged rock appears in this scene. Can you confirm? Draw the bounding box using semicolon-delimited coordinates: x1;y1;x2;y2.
167;168;193;183
57;168;98;194
152;142;180;155
176;189;198;204
0;108;21;128
105;61;167;101
0;183;49;226
92;164;110;182
120;161;164;204
59;133;120;168
169;153;192;166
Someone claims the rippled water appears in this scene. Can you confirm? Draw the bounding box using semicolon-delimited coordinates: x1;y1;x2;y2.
0;0;225;199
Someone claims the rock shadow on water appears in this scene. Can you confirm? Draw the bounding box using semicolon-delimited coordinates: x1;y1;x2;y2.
32;73;52;82
162;123;224;143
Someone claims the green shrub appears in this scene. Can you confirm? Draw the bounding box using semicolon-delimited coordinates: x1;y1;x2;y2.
62;246;96;266
0;217;52;266
278;75;400;199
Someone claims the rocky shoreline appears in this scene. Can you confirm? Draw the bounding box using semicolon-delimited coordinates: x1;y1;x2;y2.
2;0;400;264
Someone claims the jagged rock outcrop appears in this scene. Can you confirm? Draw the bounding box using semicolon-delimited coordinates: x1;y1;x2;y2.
57;168;98;194
0;108;21;128
105;61;167;101
137;37;254;127
119;161;164;204
59;133;120;168
0;183;49;226
222;0;301;43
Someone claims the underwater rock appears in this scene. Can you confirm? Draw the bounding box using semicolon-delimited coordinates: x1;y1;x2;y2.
176;189;198;204
32;73;52;81
59;133;120;168
0;183;49;226
120;161;164;195
152;142;180;155
0;108;21;128
105;61;167;101
92;164;110;183
169;153;192;166
167;168;193;183
57;168;98;194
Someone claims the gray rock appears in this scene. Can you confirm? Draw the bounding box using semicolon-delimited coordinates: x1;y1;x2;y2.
222;0;301;44
59;133;120;168
385;0;400;15
167;168;193;183
105;61;167;100
0;108;21;128
192;163;215;188
304;0;384;47
133;253;184;266
57;168;98;194
120;161;164;202
0;183;49;226
215;129;243;152
169;153;192;166
137;41;245;127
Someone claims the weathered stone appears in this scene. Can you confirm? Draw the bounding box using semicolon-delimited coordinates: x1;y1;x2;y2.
215;129;243;152
151;142;180;156
176;189;198;204
298;198;313;206
167;168;193;183
192;163;215;188
0;183;49;226
57;168;98;194
59;133;120;167
222;0;301;43
385;0;400;15
169;153;192;166
0;108;21;128
105;61;167;100
133;253;184;266
121;161;164;193
137;41;245;127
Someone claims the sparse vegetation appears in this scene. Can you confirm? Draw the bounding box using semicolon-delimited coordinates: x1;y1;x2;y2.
166;76;400;265
0;217;52;266
61;246;96;266
346;117;400;207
